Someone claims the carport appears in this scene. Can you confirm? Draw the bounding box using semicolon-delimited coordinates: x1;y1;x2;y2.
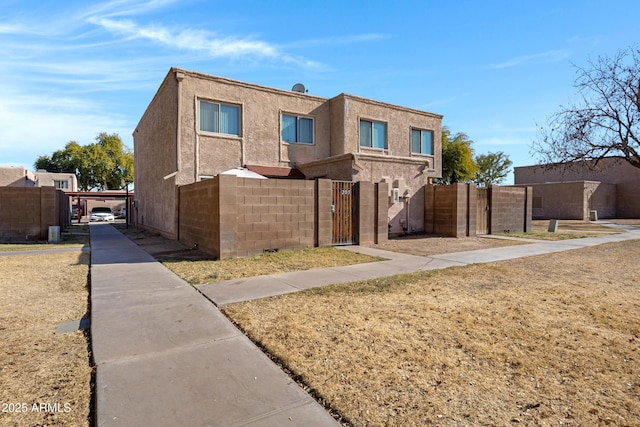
68;191;134;226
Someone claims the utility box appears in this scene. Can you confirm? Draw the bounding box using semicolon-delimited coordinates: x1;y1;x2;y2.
48;226;60;243
589;210;598;221
548;219;559;233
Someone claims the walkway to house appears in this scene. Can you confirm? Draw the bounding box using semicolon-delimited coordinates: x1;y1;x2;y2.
90;223;640;426
197;223;640;305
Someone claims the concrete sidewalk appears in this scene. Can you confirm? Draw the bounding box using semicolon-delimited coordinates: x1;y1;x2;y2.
197;228;640;306
90;224;340;427
91;223;640;426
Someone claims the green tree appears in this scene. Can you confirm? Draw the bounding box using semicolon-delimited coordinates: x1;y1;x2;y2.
435;127;478;184
34;133;133;191
474;151;513;187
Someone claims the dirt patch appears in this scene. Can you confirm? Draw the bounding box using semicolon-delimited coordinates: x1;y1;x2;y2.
224;239;640;426
365;234;527;257
0;251;91;426
117;226;213;261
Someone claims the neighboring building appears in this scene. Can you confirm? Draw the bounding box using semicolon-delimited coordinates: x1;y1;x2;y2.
32;170;78;192
514;158;640;219
134;68;443;239
0;167;36;187
0;167;78;192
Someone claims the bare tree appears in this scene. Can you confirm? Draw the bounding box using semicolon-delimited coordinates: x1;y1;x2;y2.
533;47;640;169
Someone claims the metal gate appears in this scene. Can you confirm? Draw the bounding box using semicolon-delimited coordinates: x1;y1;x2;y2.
476;187;490;235
331;181;358;245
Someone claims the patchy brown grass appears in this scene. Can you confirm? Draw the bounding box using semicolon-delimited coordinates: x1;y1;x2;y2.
0;251;91;427
502;220;622;240
163;246;385;285
224;239;640;427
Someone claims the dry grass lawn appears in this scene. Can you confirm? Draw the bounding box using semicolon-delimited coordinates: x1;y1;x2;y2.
225;239;640;426
163;246;385;285
503;220;622;241
0;251;91;427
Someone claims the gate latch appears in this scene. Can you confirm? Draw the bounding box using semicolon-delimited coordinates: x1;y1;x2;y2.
331;204;335;213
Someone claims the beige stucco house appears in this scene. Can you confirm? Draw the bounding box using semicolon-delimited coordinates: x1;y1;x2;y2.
0;167;78;191
514;158;640;219
134;68;443;239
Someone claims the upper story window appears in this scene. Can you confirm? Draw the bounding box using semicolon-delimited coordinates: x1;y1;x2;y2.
199;100;240;136
411;128;434;155
54;180;69;189
282;114;313;144
359;119;387;149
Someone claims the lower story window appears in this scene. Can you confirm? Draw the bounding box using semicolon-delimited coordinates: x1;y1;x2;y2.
360;120;387;149
411;129;433;155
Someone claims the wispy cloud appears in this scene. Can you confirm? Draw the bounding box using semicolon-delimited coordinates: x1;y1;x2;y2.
282;33;389;49
488;49;571;69
78;0;176;20
86;16;323;68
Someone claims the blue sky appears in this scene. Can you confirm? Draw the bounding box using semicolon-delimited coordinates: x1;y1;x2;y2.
2;0;639;183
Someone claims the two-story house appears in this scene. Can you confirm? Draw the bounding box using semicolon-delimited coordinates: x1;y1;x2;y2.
0;167;78;191
134;68;442;239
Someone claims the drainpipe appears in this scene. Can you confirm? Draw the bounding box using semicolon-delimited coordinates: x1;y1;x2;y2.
175;71;185;178
176;71;185;239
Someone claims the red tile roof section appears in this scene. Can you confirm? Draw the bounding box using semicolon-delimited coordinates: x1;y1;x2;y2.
245;165;306;179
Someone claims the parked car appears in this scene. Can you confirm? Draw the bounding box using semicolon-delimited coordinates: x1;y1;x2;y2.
90;207;115;222
71;205;79;219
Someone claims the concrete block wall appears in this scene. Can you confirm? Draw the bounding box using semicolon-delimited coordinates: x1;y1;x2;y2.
425;183;471;237
358;181;374;245
515;158;640;218
375;182;389;244
0;187;67;242
490;186;531;233
425;183;530;237
315;179;332;247
528;182;588;220
525;181;615;220
178;176;388;259
178;178;221;257
589;183;616;219
231;176;316;258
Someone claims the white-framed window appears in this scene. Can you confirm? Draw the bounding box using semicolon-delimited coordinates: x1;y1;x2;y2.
199;100;240;136
54;180;69;189
282;114;313;144
411;128;434;155
359;119;387;149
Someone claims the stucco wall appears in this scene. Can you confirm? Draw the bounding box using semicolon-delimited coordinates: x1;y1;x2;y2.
133;70;179;238
329;94;442;175
178;70;331;182
0;167;36;187
135;68;445;238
